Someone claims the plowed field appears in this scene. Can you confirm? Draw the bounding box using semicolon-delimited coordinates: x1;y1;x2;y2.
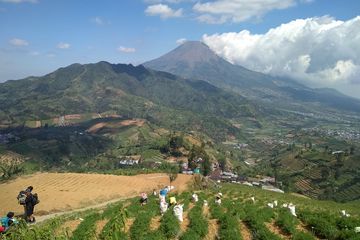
0;172;192;216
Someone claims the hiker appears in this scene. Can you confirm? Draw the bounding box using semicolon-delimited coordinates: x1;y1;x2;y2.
173;203;184;222
169;196;177;206
160;199;168;215
288;203;297;217
140;192;148;206
159;187;168;202
215;193;222;205
192;193;199;202
1;212;18;233
24;187;39;223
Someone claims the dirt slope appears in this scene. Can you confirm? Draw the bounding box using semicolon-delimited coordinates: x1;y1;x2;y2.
0;172;192;216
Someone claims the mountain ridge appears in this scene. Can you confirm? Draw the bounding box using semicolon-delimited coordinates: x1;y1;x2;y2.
144;41;360;114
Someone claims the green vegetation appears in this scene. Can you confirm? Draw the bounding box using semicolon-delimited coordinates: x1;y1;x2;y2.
2;183;360;240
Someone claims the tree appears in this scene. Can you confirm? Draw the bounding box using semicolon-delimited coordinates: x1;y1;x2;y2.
202;158;212;176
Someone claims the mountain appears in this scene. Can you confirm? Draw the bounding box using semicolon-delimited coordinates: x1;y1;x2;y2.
144;41;360;114
0;61;257;141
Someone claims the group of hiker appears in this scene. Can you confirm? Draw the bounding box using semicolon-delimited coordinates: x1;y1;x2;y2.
0;186;39;234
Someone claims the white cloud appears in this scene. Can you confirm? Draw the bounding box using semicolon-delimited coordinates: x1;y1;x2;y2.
1;0;37;3
193;0;296;24
29;51;40;56
9;38;29;46
90;16;110;26
202;16;360;89
145;4;183;19
176;38;187;44
57;42;70;49
117;46;136;53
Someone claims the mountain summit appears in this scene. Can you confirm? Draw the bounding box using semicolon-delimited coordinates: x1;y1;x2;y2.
144;41;360;113
146;41;220;67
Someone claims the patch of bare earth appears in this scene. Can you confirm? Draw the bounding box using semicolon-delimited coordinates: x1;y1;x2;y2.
203;204;219;240
180;203;195;232
240;221;252;240
0;173;192;216
297;222;319;240
124;218;135;234
55;219;81;237
205;219;219;240
95;219;109;236
265;221;291;240
150;215;162;231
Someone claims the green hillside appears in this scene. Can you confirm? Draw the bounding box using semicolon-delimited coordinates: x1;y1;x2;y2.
2;182;360;240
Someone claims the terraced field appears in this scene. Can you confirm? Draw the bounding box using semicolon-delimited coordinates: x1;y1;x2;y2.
2;183;360;240
0;172;192;216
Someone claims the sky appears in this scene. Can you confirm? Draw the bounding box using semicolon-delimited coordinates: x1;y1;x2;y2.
0;0;359;99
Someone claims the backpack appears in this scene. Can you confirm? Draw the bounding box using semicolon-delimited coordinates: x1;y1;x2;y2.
32;193;40;205
17;191;27;205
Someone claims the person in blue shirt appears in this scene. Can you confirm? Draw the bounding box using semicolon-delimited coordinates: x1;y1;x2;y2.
1;212;18;233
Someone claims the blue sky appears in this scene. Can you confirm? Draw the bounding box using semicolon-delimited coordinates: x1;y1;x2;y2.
0;0;359;98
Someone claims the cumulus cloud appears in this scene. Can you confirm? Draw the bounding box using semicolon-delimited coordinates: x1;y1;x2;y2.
202;16;360;88
193;0;296;24
176;38;187;44
9;38;29;46
57;42;70;49
117;46;136;53
1;0;37;3
145;4;183;19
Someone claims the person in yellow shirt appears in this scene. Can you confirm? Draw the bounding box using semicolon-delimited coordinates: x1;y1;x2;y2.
169;196;177;205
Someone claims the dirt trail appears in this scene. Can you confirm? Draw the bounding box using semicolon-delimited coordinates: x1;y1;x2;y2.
0;172;192;217
240;221;253;240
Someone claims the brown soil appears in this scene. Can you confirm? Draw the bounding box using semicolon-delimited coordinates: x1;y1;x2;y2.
204;219;219;240
55;219;81;237
240;221;252;240
86;118;145;133
124;218;135;233
95;219;108;236
265;221;291;240
203;204;210;218
180;203;194;232
0;172;192;216
149;215;162;231
297;222;319;240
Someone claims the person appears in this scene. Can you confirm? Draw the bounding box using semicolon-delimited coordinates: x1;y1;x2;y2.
160;199;168;215
173;203;184;222
159;187;168;202
24;187;39;223
215;193;222;205
169;196;177;206
192;193;199;202
140;192;148;206
1;212;18;233
153;189;157;196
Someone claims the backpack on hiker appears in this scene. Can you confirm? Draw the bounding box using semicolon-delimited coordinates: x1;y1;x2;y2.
17;191;27;205
32;193;40;205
